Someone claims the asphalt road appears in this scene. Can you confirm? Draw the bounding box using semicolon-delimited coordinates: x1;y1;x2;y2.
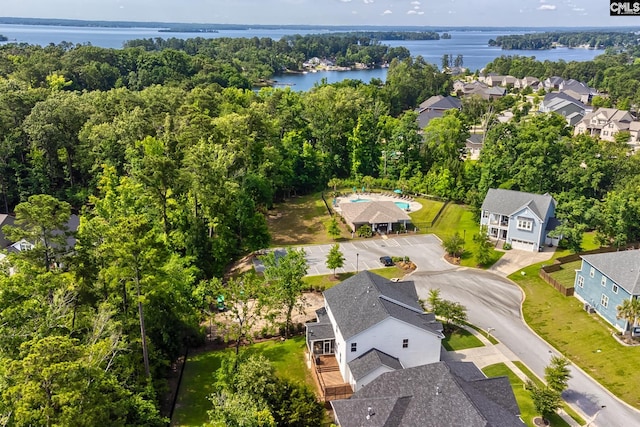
411;268;640;427
296;234;640;426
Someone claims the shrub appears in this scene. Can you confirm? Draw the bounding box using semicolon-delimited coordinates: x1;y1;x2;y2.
357;225;373;237
503;242;512;250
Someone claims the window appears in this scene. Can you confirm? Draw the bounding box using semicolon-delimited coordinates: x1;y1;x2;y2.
601;294;609;308
402;339;409;348
517;218;533;231
482;210;489;218
613;284;619;294
577;275;584;288
589;267;595;278
351;343;357;352
601;276;606;287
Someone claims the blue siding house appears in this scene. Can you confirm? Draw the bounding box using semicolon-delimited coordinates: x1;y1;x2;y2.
480;189;559;251
574;250;640;333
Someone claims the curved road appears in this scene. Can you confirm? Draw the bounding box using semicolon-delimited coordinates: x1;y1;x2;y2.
410;268;640;427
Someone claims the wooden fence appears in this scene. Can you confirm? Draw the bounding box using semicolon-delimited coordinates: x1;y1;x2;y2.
539;269;574;296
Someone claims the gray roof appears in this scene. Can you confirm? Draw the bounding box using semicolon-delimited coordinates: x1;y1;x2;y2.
306;307;335;342
348;349;403;381
481;189;555;220
0;214;16;249
340;201;411;226
417;109;443;129
581;250;640;295
417;95;462;112
466;134;484;146
332;361;523;427
324;271;443;340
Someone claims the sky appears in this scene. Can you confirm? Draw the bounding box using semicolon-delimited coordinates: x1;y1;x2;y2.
2;0;638;27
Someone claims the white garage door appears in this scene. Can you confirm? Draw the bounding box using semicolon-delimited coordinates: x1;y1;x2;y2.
511;238;536;251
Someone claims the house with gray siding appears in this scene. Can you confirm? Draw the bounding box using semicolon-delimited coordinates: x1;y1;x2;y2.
480;189;558;251
331;361;524;427
574;250;640;334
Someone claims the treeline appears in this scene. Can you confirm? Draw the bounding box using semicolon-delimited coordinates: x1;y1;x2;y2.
326;31;441;41
489;31;640;50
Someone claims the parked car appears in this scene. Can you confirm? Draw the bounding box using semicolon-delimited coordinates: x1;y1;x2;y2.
379;256;394;266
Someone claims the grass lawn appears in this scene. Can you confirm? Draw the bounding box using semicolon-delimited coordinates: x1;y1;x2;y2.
510;262;640;409
408;197;445;228
303;266;408;291
429;203;504;269
441;326;484;351
172;336;310;427
268;192;348;246
482;363;570;427
547;260;581;286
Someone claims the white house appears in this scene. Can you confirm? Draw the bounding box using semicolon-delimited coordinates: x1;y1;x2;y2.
306;271;443;392
480;189;559;251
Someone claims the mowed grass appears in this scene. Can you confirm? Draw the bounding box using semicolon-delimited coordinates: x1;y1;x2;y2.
268;193;347;246
547;260;581;286
408;197;445;228
172;336;310;427
482;363;571;427
430;203;504;268
441;326;484;351
303;266;408;291
510;262;640;409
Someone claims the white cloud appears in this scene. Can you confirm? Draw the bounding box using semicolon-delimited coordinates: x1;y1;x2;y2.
414;5;420;9
538;4;556;10
411;0;421;4
382;9;392;14
339;0;352;2
363;0;374;3
407;10;417;14
573;7;585;11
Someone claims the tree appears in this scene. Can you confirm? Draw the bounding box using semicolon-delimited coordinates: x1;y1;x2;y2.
439;300;468;332
213;272;267;357
545;356;572;394
426;288;442;313
326;244;345;278
527;381;562;421
2;194;72;271
616;298;640;335
473;226;493;266
327;217;341;240
442;232;464;257
261;249;308;339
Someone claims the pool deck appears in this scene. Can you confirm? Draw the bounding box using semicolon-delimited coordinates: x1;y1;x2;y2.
334;192;423;213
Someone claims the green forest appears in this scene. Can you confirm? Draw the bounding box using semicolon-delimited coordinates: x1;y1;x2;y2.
0;34;640;424
489;31;640;50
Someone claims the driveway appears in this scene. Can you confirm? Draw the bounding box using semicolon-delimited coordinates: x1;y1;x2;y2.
410;268;640;427
488;246;555;276
293;234;453;276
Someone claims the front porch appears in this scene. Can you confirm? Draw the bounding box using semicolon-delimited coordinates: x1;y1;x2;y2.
308;353;353;402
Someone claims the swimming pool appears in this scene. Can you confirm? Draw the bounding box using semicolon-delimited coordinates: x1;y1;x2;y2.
395;201;410;210
350;199;371;203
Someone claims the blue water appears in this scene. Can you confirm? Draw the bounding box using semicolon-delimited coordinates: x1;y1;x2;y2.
394;202;410;210
351;199;371;203
0;24;604;91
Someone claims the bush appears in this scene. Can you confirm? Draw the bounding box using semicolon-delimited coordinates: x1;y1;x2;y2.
503;242;512;250
357;225;373;237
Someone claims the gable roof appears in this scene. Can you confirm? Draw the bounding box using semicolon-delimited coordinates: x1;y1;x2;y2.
348;349;403;381
581;250;640;295
339;201;410;226
332;361;523;427
418;95;462;112
324;271;443;340
481;189;555;220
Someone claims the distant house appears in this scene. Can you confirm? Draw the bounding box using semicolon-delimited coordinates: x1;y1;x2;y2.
338;201;411;234
574;250;640;335
416;95;462;128
543;76;564;91
558;79;599;104
480;189;558;251
331;361;524;427
464;134;484;160
539;92;587;126
514;76;541;90
574;108;635;142
454;80;505;100
306;271;444;395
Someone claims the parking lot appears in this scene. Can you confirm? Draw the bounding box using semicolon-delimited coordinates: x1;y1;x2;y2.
294;234;453;276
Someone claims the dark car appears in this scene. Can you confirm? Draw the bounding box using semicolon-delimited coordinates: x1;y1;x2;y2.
379;256;394;266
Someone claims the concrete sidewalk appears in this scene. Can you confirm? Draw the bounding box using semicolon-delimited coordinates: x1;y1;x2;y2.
442;326;581;427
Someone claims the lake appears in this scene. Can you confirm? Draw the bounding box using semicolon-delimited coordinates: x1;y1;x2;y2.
0;24;604;91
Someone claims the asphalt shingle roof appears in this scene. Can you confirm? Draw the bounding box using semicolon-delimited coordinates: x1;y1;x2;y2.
417;95;462;112
339;201;410;226
323;271;442;340
581;250;640;295
332;361;523;427
481;188;554;220
348;348;403;381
